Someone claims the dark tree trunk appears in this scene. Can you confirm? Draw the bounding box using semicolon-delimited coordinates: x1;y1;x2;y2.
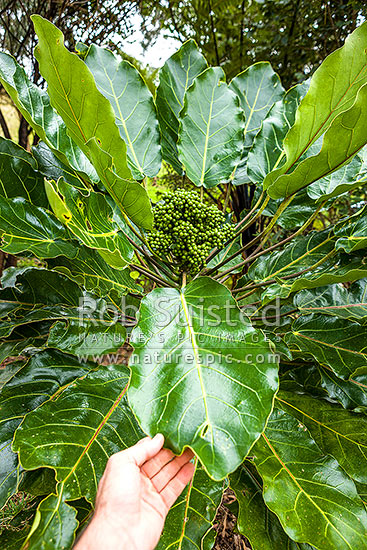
18;115;29;150
0;107;11;139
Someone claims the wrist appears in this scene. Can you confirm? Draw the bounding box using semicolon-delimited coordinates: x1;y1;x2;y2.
74;516;133;550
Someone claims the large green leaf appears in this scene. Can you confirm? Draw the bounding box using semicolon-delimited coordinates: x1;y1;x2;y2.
229;62;284;186
277;391;367;484
0;267;127;355
0;336;39;368
128;277;278;480
155;40;207;175
264;22;367;197
85;139;154;230
0;196;78;259
319;366;367;413
267;84;367;198
0;350;92;508
13;363;143;547
247;82;308;185
246;230;367;303
23;493;78;550
33;141;87;190
31;16;153;229
0;52;97;183
0;138;47;207
286;314;367;379
335;205;367;253
45;178;134;268
252;186;322;230
0;136;37;168
84;44;161;179
231;464;313;550
47;315;126;358
306;153;363;202
177;67;244;188
253;408;367;549
49;244;143;299
157;461;225;550
294;280;367;323
0;267;84;317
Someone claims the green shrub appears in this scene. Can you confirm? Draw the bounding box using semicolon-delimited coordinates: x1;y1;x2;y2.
1;14;367;549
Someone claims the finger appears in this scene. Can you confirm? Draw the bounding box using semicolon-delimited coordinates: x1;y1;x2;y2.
141;448;175;478
108;434;165;468
160;461;196;510
150;448;194;492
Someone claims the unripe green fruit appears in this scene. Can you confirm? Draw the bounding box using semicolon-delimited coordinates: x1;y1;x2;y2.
147;189;236;274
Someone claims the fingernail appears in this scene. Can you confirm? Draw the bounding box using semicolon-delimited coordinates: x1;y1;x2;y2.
153;433;164;442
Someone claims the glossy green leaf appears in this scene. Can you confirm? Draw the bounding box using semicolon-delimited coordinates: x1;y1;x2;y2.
0;139;47;207
24;492;78;550
45;178;134;268
247;82;308;184
0;360;24;391
319;366;367;413
253;187;321;230
49;244;143;299
129;277;278;480
13;363;143;547
32;16;153;229
231;464;313;550
0;136;37;168
0;267;127;354
229;62;284;185
157;461;225;550
277;391;367;484
32;141;87;190
0;267;84;315
84;44;161;179
47;316;126;358
156;40;207;175
0;196;78;259
86;139;153;229
0;52;97;183
177;67;245;188
247;230;367;303
294;280;367;323
0;350;92;508
264;22;367;197
306;153;363;202
335;206;367;253
286;314;367;379
267;84;367;198
0;337;38;368
253;407;367;549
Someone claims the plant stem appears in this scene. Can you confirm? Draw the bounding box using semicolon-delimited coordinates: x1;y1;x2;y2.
130;263;177;288
230;201;327;290
235;248;336;301
124;230;174;272
203;191;268;268
250;308;299;321
214;197;293;281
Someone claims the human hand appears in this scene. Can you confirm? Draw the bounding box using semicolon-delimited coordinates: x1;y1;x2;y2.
74;434;195;550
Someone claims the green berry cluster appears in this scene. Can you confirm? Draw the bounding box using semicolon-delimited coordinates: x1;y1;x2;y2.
147;190;235;274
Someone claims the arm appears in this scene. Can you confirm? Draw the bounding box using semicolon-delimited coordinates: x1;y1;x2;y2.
74;434;195;550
